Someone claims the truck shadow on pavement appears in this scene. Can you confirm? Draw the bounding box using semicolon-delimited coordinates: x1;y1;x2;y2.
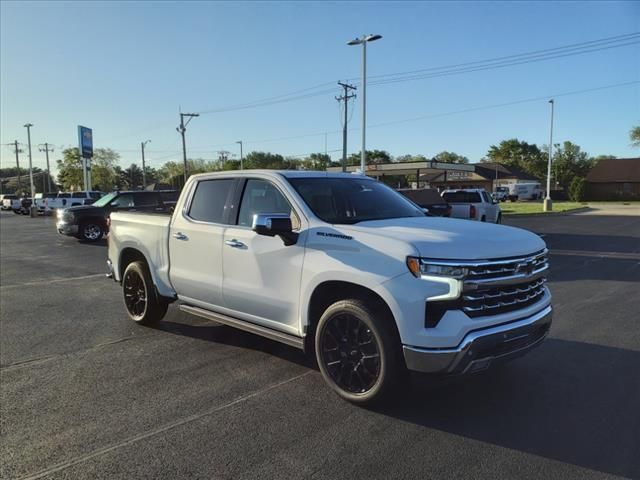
153;315;639;478
376;338;640;479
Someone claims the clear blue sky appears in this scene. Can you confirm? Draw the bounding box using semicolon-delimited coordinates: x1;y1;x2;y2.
1;0;639;175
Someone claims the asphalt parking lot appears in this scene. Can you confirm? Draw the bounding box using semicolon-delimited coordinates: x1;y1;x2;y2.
1;207;639;480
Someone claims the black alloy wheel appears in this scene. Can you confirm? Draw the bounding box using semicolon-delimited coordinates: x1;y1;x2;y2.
123;267;148;320
122;261;168;325
320;313;381;394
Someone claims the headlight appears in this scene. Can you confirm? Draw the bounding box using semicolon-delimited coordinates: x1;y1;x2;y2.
406;257;468;279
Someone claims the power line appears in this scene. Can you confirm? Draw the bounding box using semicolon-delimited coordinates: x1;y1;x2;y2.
196;32;639;114
366;79;640;130
368;40;640;87
365;32;640;82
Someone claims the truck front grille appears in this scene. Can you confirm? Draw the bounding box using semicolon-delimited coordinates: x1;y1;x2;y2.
423;249;550;327
462;278;547;318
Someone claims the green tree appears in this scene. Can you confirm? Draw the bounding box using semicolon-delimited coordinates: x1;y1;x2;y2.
56;147;119;191
395;154;428;163
551;141;593;191
630;125;640;148
301;153;332;170
568;177;587;202
120;164;144;189
244;151;292;169
485;139;546;179
346;150;392;166
433;151;469;164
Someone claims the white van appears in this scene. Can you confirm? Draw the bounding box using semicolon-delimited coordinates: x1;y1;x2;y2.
508;183;542;201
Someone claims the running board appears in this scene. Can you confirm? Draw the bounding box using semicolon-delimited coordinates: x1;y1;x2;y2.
179;304;304;350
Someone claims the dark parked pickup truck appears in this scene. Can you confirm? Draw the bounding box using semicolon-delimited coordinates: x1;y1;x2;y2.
56;190;178;241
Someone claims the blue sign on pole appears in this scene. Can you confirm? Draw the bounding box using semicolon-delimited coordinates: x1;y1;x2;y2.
78;126;93;158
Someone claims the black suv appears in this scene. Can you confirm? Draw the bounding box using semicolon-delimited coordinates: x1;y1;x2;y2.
56;190;178;242
397;188;452;217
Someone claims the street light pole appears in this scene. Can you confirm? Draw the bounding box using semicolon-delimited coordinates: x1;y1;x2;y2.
544;99;554;212
141;139;151;188
348;34;382;175
176;112;199;186
23;123;37;217
236;141;243;170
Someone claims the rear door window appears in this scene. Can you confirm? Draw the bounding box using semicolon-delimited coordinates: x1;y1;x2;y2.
188;179;235;224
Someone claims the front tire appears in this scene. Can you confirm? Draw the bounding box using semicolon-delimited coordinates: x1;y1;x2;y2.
80;222;104;242
122;261;168;325
315;299;404;405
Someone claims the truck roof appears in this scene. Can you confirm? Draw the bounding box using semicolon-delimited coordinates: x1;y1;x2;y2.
189;170;367;180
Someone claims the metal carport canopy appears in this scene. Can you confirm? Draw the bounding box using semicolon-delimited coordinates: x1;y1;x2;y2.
325;160;475;177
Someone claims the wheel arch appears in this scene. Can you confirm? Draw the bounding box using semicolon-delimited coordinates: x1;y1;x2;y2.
118;247;176;303
305;280;400;352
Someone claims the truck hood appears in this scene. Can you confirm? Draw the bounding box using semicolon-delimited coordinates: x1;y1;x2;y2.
64;205;102;214
340;216;545;260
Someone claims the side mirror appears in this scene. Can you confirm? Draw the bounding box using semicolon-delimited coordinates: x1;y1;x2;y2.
252;213;298;246
109;202;119;208
421;207;429;214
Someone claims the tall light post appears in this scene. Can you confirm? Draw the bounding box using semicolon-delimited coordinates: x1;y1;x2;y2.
544;99;554;212
348;33;382;174
141;139;151;188
176;112;199;185
236;140;243;170
23;123;37;217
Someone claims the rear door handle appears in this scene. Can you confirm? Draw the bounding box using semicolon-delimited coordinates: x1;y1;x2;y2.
173;232;188;241
225;239;245;248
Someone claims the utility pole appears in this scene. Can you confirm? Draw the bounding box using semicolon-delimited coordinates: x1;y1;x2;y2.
38;143;54;191
177;112;199;185
544;99;555;212
336;81;357;172
141;140;151;188
235;141;243;170
12;141;23;192
23;123;37;216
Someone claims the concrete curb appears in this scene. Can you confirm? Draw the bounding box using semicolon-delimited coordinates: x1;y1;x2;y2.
503;207;592;217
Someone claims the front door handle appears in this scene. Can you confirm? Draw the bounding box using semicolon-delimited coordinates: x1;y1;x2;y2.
225;239;245;248
173;232;188;241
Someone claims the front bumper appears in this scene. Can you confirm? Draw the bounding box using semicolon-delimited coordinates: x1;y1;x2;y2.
403;305;552;374
56;221;79;236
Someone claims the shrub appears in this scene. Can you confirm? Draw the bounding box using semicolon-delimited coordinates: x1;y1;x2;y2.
569;176;587;202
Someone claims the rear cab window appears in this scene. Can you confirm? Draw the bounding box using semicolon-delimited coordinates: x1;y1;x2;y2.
442;191;482;203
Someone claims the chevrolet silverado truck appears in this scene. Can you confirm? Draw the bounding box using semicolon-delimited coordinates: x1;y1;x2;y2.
107;171;552;404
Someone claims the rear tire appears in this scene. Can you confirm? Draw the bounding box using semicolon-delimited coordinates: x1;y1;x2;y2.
315;299;404;405
80;222;104;242
481;216;486;222
122;261;168;325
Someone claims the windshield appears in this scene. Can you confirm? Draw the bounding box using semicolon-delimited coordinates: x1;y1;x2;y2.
92;192;118;207
288;177;425;224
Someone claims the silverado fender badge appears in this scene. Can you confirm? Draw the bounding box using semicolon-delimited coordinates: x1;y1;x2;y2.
316;231;353;241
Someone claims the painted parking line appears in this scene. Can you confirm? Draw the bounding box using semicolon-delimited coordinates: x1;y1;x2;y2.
0;273;106;289
18;371;313;480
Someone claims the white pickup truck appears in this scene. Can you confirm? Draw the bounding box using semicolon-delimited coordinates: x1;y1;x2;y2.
108;171;552;404
442;188;502;223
